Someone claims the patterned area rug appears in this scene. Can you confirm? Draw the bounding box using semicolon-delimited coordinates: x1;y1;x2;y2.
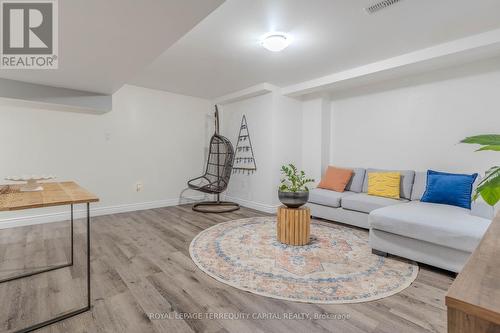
190;217;418;304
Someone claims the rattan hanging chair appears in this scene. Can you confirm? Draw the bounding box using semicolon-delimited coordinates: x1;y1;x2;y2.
187;106;240;213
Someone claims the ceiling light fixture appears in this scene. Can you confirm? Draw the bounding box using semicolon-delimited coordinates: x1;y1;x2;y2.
261;33;290;52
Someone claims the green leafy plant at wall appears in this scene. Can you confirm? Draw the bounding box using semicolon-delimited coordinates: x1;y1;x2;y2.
279;164;314;192
461;134;500;206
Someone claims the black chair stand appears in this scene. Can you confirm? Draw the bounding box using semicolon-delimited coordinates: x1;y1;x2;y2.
188;105;240;213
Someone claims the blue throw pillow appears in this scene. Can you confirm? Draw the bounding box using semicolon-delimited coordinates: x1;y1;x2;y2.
421;170;478;209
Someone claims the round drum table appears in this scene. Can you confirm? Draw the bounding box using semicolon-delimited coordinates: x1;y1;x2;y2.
276;206;311;246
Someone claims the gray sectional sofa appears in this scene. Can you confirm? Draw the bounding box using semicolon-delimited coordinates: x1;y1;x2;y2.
307;168;495;272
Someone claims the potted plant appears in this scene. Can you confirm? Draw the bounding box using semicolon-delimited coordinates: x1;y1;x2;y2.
461;134;500;207
278;164;315;208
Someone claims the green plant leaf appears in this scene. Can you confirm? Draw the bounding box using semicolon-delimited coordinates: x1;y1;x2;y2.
279;164;315;192
479;187;500;206
461;134;500;146
474;167;500;206
477;181;500;206
478;166;500;186
472;191;480;201
461;134;500;206
476;145;500;152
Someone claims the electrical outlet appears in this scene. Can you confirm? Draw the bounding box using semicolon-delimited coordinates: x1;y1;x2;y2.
136;182;143;192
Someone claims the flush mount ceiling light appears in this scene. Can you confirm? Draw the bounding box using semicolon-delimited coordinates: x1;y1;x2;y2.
261;33;290;52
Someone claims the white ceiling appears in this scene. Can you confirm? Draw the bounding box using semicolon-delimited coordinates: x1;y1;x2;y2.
0;0;224;94
130;0;500;99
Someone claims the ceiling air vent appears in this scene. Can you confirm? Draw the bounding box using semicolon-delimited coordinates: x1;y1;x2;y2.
365;0;402;14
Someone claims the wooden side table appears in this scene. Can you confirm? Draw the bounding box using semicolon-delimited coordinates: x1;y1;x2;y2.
277;206;311;246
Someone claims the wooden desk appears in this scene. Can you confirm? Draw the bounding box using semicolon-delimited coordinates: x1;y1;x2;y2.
0;181;98;211
0;181;98;333
446;213;500;333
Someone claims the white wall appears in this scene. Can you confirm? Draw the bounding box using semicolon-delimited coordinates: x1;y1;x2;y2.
220;91;303;211
330;66;500;175
220;93;276;209
301;96;332;185
301;98;323;183
0;85;211;227
271;93;303;204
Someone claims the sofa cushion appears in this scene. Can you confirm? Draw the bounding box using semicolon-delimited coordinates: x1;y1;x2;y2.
421;170;478;209
345;168;365;193
412;172;493;219
362;168;415;200
410;171;427;201
341;193;408;214
318;166;353;192
367;172;401;199
413;171;483;201
369;201;491;253
308;188;356;208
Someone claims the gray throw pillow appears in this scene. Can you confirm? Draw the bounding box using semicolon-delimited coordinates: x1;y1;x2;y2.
345;168;366;193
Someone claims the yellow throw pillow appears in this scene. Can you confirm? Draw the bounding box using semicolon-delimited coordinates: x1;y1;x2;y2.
367;172;401;199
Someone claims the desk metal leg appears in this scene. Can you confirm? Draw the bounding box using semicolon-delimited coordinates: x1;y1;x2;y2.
13;203;91;333
86;202;91;309
70;203;74;266
0;205;75;284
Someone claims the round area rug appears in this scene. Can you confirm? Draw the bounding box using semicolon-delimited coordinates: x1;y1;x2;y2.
189;217;418;304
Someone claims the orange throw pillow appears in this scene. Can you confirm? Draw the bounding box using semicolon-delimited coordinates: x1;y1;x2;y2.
318;166;353;192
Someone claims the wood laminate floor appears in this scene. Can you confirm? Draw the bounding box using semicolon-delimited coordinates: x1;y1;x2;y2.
0;205;454;333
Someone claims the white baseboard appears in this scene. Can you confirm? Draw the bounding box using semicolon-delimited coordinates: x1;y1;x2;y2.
224;195;279;214
0;194;277;229
0;196;204;229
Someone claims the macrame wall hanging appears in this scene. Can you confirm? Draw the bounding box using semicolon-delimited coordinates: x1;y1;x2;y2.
233;115;257;175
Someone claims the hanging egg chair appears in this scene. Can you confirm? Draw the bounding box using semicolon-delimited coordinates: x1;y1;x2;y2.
187;105;240;213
